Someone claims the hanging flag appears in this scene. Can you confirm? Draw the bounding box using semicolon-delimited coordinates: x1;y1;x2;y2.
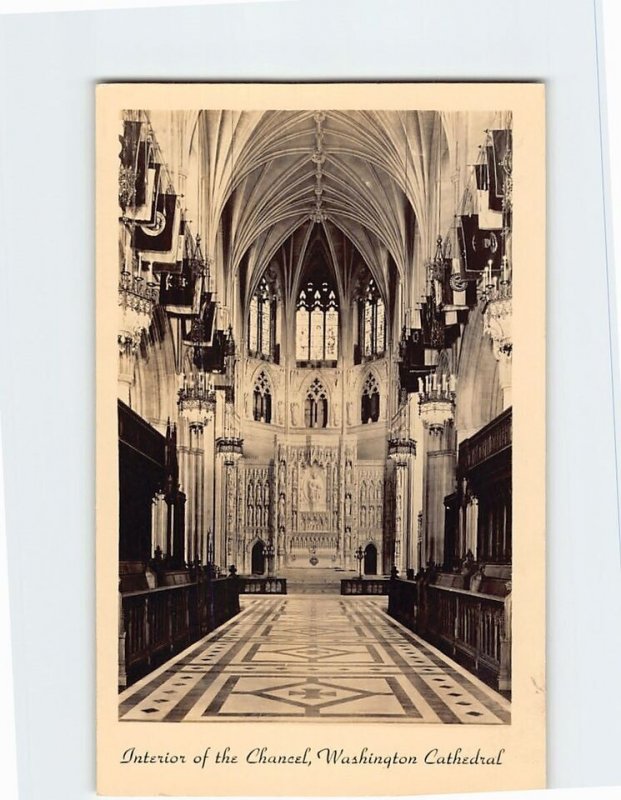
159;260;196;311
133;140;151;207
134;191;180;256
458;214;502;273
472;162;503;230
152;219;186;274
200;291;216;342
118;120;143;211
124;162;160;224
119;121;142;168
487;129;512;211
474;163;488;191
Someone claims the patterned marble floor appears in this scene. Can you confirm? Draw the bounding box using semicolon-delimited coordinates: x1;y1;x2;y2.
119;596;510;724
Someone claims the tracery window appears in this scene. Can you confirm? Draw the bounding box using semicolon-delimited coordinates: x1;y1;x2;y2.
304;377;328;429
248;276;275;359
361;373;380;424
296;278;339;363
253;370;272;423
359;279;385;359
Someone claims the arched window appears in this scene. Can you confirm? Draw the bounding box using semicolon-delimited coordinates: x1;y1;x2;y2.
248;276;275;359
359;279;385;359
304;377;328;429
361;373;380;424
253;370;272;423
296;277;339;364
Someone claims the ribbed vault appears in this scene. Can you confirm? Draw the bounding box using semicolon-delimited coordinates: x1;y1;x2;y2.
186;109;449;311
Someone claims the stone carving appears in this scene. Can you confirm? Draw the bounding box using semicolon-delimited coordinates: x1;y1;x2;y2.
300;462;326;511
299;512;330;531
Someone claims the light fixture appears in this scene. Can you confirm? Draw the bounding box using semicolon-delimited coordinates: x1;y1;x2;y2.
387;437;416;464
482;255;512;358
426;235;447;294
118;269;159;353
418;373;456;434
216;435;243;464
354;545;364;578
177;371;216;432
216;399;243;463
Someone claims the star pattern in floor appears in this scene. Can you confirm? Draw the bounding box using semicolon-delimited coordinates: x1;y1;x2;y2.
119;596;510;724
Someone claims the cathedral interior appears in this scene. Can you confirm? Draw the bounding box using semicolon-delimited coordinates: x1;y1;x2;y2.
116;108;513;714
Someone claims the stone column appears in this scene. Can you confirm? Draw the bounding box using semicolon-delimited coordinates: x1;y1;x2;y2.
205;405;219;567
422;422;457;568
393;462;408;574
235;467;245;571
276;451;287;571
405;458;417;575
177;439;193;563
222;460;236;569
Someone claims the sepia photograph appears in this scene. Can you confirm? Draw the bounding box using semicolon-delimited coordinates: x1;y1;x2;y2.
97;83;544;795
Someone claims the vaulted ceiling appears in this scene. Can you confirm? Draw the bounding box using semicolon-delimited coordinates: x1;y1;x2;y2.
187;109;449;311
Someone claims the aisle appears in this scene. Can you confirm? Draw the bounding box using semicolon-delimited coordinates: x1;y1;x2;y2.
119;596;510;723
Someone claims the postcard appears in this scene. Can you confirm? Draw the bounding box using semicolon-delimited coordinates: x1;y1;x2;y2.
96;82;545;796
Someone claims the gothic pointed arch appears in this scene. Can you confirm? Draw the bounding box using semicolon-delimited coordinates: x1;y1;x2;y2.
361;371;381;424
252;369;272;423
353;263;387;364
295;231;341;366
247;267;278;361
304;376;329;428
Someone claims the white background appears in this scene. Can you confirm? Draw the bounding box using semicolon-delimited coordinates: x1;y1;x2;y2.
1;0;621;798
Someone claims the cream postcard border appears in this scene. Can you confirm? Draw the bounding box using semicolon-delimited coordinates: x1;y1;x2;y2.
96;82;545;797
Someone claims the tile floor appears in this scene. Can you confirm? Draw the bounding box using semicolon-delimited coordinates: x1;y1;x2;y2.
119;595;510;724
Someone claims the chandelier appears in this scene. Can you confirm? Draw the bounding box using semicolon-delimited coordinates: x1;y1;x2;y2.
216;435;243;464
426;235;447;292
479;255;512;304
216;397;243;464
387;437;416;464
481;256;512;359
118;270;159;353
177;372;216;432
418;373;456;434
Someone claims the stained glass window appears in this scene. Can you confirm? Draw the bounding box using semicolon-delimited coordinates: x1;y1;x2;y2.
296;302;310;360
376;299;385;352
325;308;338;359
364;303;373;356
249;296;258;352
296;275;339;363
310;306;324;360
359;279;385;359
248;276;274;358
